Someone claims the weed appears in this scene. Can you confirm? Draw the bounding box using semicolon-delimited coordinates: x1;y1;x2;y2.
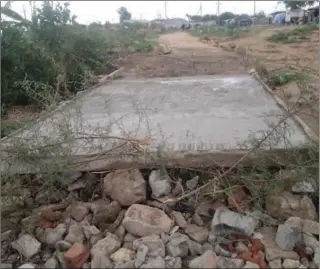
267;23;319;43
271;71;307;86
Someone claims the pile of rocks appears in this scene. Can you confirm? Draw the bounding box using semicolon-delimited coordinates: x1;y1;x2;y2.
1;168;319;269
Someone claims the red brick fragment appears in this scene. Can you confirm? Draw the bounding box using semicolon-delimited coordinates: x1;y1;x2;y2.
64;243;89;268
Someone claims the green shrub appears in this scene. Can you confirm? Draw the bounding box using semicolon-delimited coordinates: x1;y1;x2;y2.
1;1;156;115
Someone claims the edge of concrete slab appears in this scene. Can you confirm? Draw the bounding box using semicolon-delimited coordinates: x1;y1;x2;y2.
1;147;314;174
1;73;318;174
251;71;319;145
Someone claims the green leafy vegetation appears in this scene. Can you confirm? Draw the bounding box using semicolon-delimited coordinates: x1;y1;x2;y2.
1;1;155;117
191;26;250;39
267;23;319;43
1;2;156;138
271;71;307;86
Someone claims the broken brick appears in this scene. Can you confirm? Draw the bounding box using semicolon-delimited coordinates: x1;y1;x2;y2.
64;243;89;268
250;239;264;253
40;220;56;229
41;209;62;222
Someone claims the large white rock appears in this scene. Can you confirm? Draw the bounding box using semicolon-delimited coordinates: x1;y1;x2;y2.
148;169;172;198
103;169;146;206
11;234;41;259
211;207;258;236
189;250;217;268
122;204;173;237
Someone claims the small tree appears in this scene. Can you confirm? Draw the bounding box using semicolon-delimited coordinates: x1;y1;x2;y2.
117;6;132;22
282;1;315;9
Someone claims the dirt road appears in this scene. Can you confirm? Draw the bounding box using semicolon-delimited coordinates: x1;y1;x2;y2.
122;32;246;78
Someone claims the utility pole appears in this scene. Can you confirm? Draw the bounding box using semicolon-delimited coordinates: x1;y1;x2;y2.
253;1;256;25
164;1;168;19
217;1;220;26
200;2;203;16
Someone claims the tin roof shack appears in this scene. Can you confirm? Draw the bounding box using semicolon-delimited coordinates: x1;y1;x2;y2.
307;6;319;23
152;18;188;29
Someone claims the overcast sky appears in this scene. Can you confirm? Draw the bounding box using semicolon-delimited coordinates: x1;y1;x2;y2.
8;1;286;24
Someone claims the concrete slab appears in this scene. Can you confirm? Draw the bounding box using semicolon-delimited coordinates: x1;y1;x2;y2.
1;75;312;173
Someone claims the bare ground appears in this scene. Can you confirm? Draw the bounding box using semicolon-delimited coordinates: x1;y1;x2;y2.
122;28;319;137
121;32;246;78
230;26;319;136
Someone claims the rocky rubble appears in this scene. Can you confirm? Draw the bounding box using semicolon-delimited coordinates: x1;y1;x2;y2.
1;168;319;268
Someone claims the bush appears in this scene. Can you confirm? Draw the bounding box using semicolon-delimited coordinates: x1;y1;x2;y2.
267;23;319;43
271;71;307;86
1;1;155;115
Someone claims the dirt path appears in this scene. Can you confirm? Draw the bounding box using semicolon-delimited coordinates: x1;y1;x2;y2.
122;32;246;78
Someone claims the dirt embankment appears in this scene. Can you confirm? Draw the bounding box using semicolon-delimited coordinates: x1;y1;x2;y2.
230;26;319;136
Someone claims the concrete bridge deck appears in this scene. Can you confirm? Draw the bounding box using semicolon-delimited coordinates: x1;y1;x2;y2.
1;74;313;174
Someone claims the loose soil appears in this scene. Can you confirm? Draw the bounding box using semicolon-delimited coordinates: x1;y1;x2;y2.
121;32;246;78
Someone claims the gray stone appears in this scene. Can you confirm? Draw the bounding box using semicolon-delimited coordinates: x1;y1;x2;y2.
18;264;35;269
268;259;282;269
45;224;67;246
110;248;135;263
216;257;244;268
122;204;173;237
313;246;320;268
135;245;148;268
65;223;84;244
243;261;260;268
282;259;300;269
303;233;319;251
235;241;249;253
305;246;314;255
55;240;72;251
302;220;319;235
266;192;317;221
300;257;309;268
214;244;234;257
91;232;121;256
71;202;89;221
189;250;217;268
166;233;189;257
171;211;187;228
44;257;58;269
83;225;101;240
92;201;121;229
187;240;203;256
114;225;126;243
133;234;165;257
211;207;258;236
161;233;170;244
208;231;217;244
115;260;135;269
192;212;204;226
1;230;13;242
103;169;146;206
164;256;182;268
276;224;302;251
148;169;172;198
292;181;315;193
202;242;214;252
123;233;139;250
260;227;299;262
11;234;41;259
91;255;113;269
186;176;199;190
140;256;166;268
184;224;208;243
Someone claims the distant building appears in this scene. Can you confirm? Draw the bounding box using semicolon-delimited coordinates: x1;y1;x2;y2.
151;18;188;29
